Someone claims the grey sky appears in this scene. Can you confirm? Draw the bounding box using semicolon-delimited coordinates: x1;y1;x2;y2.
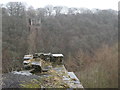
0;0;119;10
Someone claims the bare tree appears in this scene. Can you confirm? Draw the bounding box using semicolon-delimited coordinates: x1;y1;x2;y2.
45;5;53;16
27;6;36;18
68;8;77;15
6;2;26;16
54;6;63;15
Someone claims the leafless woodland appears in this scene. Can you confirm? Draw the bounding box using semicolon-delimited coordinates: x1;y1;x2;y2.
1;2;118;88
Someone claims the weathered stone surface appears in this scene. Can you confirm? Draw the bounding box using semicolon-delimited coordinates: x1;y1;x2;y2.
2;65;84;88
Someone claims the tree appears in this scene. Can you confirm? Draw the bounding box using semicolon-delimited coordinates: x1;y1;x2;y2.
54;6;63;15
45;5;53;16
68;8;78;15
36;8;47;22
6;2;26;17
27;6;36;18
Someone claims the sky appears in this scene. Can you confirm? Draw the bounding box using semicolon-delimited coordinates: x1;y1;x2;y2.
0;0;119;10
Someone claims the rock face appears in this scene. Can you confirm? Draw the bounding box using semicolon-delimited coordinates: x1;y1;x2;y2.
2;53;84;88
2;72;40;88
52;65;84;88
2;65;84;88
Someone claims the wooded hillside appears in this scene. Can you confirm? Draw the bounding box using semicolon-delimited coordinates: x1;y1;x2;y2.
2;2;118;88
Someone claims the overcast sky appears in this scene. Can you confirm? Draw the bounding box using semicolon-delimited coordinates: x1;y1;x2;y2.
0;0;119;10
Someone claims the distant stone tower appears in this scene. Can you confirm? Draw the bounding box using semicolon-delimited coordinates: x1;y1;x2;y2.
27;18;41;54
28;18;41;31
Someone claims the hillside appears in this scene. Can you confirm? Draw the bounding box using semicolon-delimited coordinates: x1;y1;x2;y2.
1;2;118;88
